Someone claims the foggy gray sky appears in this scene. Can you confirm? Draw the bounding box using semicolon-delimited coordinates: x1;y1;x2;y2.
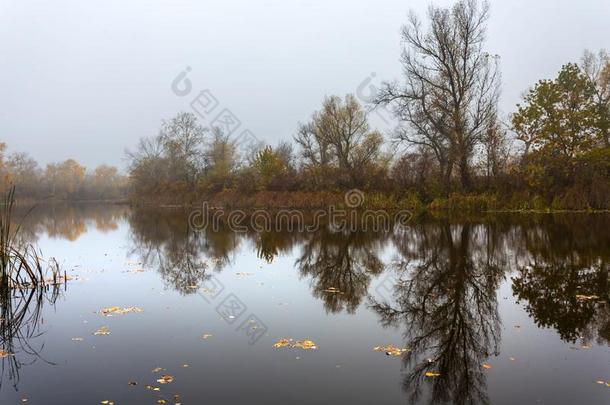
1;0;609;170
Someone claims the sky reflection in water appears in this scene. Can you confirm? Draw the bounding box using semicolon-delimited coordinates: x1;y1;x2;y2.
0;205;609;405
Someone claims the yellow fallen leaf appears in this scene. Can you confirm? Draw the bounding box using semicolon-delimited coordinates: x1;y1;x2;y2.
576;294;600;301
273;338;292;348
373;345;409;357
425;372;441;377
99;306;143;316
93;326;111;336
293;340;317;350
157;375;174;384
482;364;492;369
0;349;13;358
152;367;163;373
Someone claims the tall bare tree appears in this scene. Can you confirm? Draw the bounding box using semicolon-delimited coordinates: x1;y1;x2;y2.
159;112;207;188
375;0;501;193
581;49;610;147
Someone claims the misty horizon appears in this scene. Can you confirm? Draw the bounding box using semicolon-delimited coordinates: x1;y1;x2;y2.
2;0;609;170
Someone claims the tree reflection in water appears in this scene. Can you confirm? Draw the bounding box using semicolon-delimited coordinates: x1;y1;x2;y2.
296;229;388;314
127;208;239;295
511;215;610;346
370;223;505;405
11;206;610;402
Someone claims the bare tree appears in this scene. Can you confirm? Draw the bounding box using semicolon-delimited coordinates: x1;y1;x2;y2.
295;94;383;186
159;112;207;187
375;0;501;193
480;118;510;187
295;120;331;168
581;49;610;147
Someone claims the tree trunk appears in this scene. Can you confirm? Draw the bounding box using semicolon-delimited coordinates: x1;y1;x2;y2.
441;160;454;197
458;154;472;192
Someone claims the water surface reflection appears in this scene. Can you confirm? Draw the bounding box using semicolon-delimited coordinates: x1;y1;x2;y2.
2;205;609;404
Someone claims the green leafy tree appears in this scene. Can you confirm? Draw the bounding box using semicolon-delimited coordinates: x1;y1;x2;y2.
512;63;599;160
252;146;287;191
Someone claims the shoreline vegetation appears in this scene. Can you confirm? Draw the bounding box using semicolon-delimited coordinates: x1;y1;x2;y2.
2;0;609;214
0;187;63;291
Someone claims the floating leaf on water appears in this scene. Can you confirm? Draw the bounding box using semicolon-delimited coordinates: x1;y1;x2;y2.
201;334;213;340
99;306;143;316
182;364;189;368
145;385;160;391
373;345;409;357
157;400;167;404
482;364;492;369
576;294;600;301
323;287;343;294
152;367;163;373
128;381;138;386
100;401;114;405
273;338;292;348
273;338;317;350
509;357;516;361
0;349;12;358
72;337;84;342
582;345;591;349
425;372;441;377
93;326;111;336
157;375;174;384
293;340;317;350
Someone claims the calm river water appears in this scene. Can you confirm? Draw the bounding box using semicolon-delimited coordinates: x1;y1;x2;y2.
1;205;609;404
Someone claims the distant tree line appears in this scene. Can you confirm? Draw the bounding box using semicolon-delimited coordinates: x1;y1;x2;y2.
6;0;607;210
127;6;608;209
0;143;129;201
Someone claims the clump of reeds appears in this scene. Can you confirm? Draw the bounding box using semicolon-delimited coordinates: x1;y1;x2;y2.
0;187;62;291
0;187;62;389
